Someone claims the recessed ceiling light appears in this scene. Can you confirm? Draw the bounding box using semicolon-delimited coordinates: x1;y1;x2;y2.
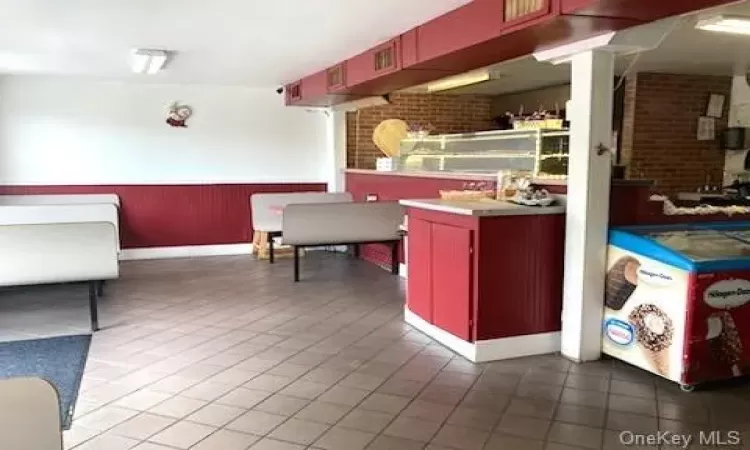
426;69;495;93
130;49;169;74
696;15;750;35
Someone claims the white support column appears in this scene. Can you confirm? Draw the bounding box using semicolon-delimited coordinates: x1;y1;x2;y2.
325;109;348;192
560;49;615;362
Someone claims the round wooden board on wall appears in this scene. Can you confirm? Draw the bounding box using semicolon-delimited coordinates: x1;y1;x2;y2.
372;119;408;158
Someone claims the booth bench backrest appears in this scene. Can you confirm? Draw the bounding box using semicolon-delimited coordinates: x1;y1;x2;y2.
251;192;353;233
282;202;404;246
0;194;120;207
0;204;120;250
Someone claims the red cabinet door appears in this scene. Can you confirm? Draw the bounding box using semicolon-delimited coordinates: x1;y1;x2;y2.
407;217;433;322
430;222;472;341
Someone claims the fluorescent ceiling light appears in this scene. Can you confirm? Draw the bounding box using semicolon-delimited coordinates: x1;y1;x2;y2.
426;70;491;93
130;49;168;74
696;15;750;35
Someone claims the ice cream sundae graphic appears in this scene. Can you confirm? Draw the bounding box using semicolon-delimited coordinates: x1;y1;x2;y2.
629;304;674;376
707;311;744;377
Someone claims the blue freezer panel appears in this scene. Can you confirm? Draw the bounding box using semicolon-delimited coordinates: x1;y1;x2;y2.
610;221;750;273
608;229;696;271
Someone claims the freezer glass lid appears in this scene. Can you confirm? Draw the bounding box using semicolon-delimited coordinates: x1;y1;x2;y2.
647;230;750;260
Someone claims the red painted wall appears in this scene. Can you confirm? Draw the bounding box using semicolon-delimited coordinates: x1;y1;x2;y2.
0;183;326;249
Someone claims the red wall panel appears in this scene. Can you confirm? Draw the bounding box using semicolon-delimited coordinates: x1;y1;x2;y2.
0;183;326;249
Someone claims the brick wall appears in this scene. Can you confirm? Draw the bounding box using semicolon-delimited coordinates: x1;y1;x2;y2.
346;93;496;169
621;73;731;195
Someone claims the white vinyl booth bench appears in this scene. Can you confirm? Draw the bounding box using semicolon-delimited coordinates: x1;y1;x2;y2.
283;201;405;282
0;194;120;331
250;192;353;263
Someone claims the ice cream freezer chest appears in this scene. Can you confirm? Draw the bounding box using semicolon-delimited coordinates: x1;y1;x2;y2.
603;222;750;390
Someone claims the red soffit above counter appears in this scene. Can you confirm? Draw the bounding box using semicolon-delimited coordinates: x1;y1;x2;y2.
286;0;738;107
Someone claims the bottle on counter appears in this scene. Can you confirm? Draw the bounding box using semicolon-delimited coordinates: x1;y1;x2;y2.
496;170;513;200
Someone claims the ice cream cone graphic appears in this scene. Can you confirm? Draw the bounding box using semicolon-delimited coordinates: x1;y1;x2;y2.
629;304;674;377
645;347;669;376
605;256;641;311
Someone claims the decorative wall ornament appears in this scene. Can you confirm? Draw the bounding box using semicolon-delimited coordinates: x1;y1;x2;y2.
166;102;192;127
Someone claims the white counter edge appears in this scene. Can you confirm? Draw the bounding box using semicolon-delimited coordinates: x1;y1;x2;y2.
399;198;566;216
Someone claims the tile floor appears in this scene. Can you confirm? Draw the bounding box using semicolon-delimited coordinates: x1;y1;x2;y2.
3;252;750;450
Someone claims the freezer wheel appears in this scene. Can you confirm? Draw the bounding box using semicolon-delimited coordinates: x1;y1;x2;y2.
679;384;695;393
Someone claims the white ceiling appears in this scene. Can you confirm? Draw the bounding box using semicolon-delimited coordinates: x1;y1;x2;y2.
0;0;471;86
411;0;750;96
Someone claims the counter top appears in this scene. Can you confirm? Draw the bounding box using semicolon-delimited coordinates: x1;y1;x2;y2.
399;198;566;217
344;169;653;186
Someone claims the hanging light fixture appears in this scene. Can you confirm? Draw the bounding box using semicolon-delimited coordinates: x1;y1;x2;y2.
130;49;169;74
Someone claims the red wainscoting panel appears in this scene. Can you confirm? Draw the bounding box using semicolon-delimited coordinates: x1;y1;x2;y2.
474;214;566;340
0;183;326;248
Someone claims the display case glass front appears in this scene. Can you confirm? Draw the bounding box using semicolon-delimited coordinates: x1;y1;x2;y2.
397;129;569;179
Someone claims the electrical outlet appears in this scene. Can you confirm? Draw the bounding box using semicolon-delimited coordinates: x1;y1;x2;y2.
366;194;378;202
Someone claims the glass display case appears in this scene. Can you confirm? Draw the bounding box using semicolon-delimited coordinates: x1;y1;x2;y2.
396;128;569;178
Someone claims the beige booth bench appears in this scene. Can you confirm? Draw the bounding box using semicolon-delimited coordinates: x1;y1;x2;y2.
282;201;404;281
250;192;353;262
0;196;120;331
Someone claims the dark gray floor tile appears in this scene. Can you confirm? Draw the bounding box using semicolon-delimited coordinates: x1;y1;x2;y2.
657;402;710;424
431;423;489;450
547;421;603;449
446;405;503;431
506;398;558;420
608;394;657;416
609;380;656;399
383;415;442;442
516;383;564;402
564;374;610;393
400;399;456;423
602;430;658;450
554;404;605;427
560;388;608;409
358;393;411;414
376;378;427;398
460;390;511;411
495;414;551;439
606;411;658;433
484;433;545;450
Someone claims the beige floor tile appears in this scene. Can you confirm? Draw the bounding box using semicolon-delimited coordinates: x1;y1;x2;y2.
186;402;247;427
191;429;260;450
72;432;139;450
75;405;140;432
148;396;207;418
109;412;176;440
148;420;216;449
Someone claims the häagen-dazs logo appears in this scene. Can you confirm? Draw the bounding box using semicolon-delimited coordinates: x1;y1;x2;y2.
604;318;634;346
704;279;750;309
637;265;673;287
